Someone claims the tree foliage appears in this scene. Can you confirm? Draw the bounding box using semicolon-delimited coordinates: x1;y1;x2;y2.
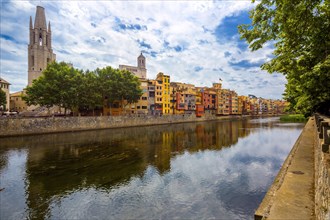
95;66;142;107
239;0;330;116
23;61;142;115
0;89;6;108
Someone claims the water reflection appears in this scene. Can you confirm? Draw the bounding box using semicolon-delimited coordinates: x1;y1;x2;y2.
0;118;303;219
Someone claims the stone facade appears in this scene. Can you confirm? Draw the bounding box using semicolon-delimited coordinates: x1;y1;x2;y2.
10;91;28;112
0;77;10;111
0;114;234;137
119;53;146;79
314;114;330;220
28;6;56;86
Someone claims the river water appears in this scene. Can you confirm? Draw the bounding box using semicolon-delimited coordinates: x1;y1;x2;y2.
0;117;303;219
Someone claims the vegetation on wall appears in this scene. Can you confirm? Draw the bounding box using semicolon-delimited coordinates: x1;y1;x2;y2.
239;0;330;116
23;62;143;115
279;114;307;123
0;89;6;108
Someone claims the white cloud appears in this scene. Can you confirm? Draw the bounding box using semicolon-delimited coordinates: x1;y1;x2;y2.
0;1;286;99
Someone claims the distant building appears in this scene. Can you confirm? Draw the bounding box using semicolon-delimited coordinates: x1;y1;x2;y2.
0;78;10;111
119;53;147;79
28;6;56;86
10;91;27;112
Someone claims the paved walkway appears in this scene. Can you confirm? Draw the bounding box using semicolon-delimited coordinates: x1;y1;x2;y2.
255;118;315;219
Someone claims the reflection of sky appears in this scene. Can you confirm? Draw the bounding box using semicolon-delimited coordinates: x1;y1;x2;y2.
0;150;28;219
48;127;302;219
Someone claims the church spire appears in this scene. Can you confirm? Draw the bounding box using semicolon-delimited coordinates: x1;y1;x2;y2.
137;52;146;69
34;6;47;30
28;5;56;86
29;16;33;29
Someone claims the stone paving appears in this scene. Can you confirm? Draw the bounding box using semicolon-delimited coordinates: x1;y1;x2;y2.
255;117;316;219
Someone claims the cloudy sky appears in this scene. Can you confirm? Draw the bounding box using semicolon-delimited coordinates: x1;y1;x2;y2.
0;0;286;99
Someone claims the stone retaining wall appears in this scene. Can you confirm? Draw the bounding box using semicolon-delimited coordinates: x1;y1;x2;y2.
314;114;330;220
0;114;234;137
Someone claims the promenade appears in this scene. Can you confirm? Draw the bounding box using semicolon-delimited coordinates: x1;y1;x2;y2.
255;116;330;219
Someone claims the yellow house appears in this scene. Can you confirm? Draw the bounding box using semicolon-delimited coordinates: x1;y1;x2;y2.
10;91;28;112
230;91;239;115
156;72;170;115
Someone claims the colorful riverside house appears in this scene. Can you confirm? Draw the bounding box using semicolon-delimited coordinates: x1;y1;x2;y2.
169;83;184;114
156;72;171;115
183;84;196;115
230;91;239;115
199;87;217;115
237;96;243;115
154;77;163;115
147;80;156;115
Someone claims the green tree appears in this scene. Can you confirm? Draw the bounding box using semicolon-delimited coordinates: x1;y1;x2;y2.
24;61;83;114
239;0;330;116
0;89;6;110
79;70;103;115
95;66;143;111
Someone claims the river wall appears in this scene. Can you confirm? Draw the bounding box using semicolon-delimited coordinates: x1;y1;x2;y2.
0;114;243;137
255;115;330;220
314;114;330;220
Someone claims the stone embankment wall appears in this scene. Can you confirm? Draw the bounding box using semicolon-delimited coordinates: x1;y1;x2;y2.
314;114;330;220
0;114;237;137
255;115;329;220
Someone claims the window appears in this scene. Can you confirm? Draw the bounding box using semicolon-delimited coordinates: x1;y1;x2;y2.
142;106;147;109
142;97;147;100
39;33;42;46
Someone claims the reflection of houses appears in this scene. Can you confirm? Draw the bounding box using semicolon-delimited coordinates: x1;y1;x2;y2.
0;118;258;219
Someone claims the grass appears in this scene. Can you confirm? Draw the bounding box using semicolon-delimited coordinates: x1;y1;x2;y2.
280;114;308;122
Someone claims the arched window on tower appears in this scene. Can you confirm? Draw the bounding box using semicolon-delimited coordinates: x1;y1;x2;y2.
46;35;48;46
39;33;42;46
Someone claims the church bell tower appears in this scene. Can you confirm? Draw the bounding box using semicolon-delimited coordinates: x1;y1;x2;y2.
28;6;56;86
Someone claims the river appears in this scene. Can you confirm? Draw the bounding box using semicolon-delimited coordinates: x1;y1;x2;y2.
0;117;304;219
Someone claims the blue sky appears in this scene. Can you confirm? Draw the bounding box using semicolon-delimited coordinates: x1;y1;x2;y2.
0;1;286;99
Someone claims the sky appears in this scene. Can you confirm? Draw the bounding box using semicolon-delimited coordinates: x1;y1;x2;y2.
0;0;287;99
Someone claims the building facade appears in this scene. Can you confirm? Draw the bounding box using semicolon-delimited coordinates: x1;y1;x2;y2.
156;72;170;115
0;78;10;111
10;91;27;112
119;53;147;79
28;6;56;86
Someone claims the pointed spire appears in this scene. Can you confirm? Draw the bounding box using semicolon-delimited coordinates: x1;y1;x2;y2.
48;21;51;32
34;6;47;30
29;16;33;29
138;51;145;58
